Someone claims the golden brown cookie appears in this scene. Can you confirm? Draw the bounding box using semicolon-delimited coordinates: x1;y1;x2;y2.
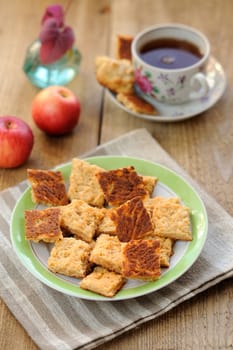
68;158;105;207
122;239;161;281
89;234;123;274
96;166;148;206
48;237;92;278
151;196;192;241
117;92;158;115
111;196;154;242
95;56;134;94
60;199;104;242
27;169;68;206
116;34;134;60
80;266;126;297
24;207;63;243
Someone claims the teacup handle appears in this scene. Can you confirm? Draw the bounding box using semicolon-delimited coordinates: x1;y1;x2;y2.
189;72;209;100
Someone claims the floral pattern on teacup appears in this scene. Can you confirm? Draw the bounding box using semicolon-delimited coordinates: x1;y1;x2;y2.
134;65;187;102
135;67;159;94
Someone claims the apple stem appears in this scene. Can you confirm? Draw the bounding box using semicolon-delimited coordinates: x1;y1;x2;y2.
5;121;12;129
59;90;69;98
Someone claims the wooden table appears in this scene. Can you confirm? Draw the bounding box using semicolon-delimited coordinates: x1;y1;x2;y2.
0;1;232;349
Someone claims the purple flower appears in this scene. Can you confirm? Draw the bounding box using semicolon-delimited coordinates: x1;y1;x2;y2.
177;75;186;86
167;88;175;96
158;73;170;84
39;3;75;65
41;5;64;27
135;68;153;93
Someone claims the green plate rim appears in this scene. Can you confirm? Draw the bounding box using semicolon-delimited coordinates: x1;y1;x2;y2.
10;155;208;301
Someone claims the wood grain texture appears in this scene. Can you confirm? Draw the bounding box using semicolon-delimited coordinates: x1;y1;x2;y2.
0;0;232;349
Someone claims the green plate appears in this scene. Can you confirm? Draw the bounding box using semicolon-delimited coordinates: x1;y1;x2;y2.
10;156;208;301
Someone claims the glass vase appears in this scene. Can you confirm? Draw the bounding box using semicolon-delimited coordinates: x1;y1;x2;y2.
23;40;81;88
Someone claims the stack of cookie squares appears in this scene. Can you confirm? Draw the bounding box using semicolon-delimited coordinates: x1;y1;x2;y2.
95;34;159;116
24;158;192;298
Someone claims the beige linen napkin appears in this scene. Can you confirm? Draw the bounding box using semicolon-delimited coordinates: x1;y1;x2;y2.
0;128;233;350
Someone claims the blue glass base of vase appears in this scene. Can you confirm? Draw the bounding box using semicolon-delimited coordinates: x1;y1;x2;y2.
23;41;81;88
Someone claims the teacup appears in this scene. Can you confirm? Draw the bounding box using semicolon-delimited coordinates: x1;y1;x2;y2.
131;23;210;105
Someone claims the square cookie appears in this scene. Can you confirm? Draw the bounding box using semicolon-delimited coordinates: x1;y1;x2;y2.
68;158;105;207
111;196;154;242
122;239;161;281
25;207;63;243
89;234;123;274
80;267;125;298
151;197;192;241
48;237;92;278
60;199;104;242
27;169;68;206
97;166;148;206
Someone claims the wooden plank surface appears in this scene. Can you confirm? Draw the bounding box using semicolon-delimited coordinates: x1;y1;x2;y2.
0;1;232;349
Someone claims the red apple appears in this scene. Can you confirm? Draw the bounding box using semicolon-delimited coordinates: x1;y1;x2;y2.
31;86;81;135
0;116;34;168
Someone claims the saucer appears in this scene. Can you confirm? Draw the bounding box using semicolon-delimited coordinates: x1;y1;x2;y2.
107;56;226;122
